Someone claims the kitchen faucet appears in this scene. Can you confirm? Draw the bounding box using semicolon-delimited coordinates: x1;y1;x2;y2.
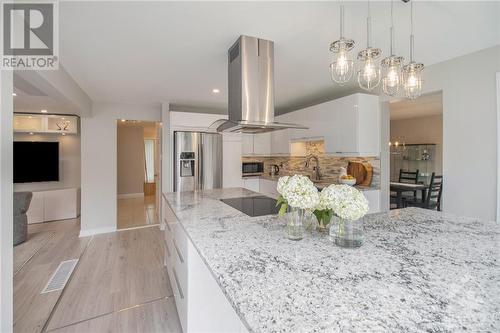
304;154;321;181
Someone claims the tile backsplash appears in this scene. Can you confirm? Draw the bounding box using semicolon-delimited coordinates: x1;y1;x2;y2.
242;141;380;189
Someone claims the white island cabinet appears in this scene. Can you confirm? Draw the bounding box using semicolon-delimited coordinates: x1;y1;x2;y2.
272;93;380;156
163;198;248;333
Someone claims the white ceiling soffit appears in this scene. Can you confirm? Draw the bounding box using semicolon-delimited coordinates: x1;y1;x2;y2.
390;92;443;120
14;67;92;117
57;1;499;113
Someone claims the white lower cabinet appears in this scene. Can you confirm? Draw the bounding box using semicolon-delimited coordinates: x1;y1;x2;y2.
242;177;260;192
26;188;79;223
164;198;248;333
259;179;279;198
363;190;380;214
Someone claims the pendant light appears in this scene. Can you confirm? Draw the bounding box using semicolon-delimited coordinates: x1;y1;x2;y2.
402;0;424;99
357;0;381;91
330;1;355;86
381;0;404;96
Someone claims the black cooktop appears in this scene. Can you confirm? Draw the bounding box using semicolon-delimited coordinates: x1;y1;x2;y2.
220;196;280;217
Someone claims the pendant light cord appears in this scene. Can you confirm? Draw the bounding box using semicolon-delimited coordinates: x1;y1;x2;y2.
410;0;414;62
390;0;395;55
339;0;344;39
367;0;372;47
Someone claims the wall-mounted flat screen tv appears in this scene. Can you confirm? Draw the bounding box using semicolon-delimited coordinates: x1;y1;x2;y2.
14;142;59;183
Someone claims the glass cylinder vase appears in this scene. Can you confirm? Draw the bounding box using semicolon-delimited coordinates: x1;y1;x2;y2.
286;208;306;240
314;210;333;233
329;215;364;248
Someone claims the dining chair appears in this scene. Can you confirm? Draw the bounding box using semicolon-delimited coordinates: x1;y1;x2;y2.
405;173;443;211
390;169;420;202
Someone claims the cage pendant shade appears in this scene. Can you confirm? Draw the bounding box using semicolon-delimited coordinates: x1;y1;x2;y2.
402;61;424;99
330;3;355;85
402;1;424;100
357;2;381;91
357;49;381;90
381;0;404;96
381;56;404;96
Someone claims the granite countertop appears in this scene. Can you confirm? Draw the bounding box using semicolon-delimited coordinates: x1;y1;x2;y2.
164;188;500;333
243;174;376;191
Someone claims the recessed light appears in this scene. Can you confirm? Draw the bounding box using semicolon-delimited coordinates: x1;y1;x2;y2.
12;92;17;97
29;132;34;135
121;119;126;122
212;88;220;94
41;109;47;113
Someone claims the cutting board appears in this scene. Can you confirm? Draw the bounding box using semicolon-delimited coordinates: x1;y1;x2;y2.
347;161;373;186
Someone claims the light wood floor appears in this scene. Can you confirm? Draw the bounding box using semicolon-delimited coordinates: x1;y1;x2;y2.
13;219;181;333
117;195;158;230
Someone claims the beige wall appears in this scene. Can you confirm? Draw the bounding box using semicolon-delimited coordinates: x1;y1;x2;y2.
117;125;145;195
390;115;443;176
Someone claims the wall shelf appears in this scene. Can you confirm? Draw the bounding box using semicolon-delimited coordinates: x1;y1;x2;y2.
14;113;79;135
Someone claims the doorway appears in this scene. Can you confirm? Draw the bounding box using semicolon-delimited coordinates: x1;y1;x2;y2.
388;92;443;209
116;120;162;229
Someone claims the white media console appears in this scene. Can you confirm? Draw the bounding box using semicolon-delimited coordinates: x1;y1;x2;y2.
27;188;80;224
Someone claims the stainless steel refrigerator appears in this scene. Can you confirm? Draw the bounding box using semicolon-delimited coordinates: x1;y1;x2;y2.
174;131;222;192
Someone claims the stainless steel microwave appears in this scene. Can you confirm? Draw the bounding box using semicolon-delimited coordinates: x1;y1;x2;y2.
242;162;264;176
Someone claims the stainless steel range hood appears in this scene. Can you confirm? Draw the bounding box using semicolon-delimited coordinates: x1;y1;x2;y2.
212;35;307;133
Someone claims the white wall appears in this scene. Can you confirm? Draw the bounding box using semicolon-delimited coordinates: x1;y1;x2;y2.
0;70;13;333
13;132;81;192
117;125;145;196
80;103;161;236
393;46;500;221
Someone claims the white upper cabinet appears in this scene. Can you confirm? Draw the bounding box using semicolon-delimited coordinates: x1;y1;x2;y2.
242;133;272;156
253;132;272;155
271;113;295;155
241;134;254;155
271;93;380;156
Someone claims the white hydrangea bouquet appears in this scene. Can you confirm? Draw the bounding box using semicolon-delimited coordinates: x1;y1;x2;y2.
276;175;319;214
314;184;369;232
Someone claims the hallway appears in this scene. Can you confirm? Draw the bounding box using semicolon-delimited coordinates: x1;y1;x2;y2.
117;195;158;230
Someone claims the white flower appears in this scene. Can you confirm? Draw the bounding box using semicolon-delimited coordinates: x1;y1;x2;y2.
326;184;369;221
278;175;319;210
315;185;338;211
277;176;290;195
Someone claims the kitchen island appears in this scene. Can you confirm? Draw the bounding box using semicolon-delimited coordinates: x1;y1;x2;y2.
162;188;499;333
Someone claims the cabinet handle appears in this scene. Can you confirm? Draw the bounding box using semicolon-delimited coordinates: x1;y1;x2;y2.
172;268;184;299
172;238;184;263
163;217;171;231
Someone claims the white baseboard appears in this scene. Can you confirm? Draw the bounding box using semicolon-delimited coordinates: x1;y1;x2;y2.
117;192;144;199
79;226;116;237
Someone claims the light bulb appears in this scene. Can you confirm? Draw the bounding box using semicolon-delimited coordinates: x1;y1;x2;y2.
402;62;424;100
337;51;349;75
330;44;354;85
381;56;404;96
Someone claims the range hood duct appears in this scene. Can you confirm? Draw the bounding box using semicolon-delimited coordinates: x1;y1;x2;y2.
212;35;307;133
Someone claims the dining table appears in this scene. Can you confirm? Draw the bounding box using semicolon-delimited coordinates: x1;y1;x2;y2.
390;182;429;208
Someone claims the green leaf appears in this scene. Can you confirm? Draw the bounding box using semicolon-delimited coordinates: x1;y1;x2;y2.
278;202;288;216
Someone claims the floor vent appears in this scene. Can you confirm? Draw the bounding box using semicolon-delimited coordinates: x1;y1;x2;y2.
41;259;79;294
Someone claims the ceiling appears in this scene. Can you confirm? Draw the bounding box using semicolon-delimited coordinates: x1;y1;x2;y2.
16;1;500;115
390;92;443;120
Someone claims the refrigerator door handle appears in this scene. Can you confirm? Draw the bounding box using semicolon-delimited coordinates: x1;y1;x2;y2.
198;141;204;190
